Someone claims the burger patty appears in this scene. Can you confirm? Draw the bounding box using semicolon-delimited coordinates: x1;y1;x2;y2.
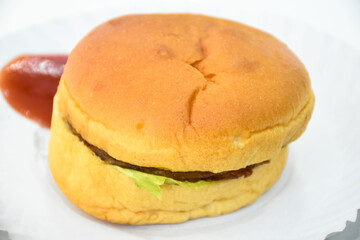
68;122;270;182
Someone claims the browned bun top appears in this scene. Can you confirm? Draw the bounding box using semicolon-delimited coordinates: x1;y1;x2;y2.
60;14;314;172
64;14;310;134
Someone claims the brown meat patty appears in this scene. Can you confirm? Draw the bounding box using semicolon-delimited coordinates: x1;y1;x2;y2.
68;122;270;182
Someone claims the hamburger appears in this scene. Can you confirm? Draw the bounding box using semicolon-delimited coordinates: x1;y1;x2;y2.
49;14;315;224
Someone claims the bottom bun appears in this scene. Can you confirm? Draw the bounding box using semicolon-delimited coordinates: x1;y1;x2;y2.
49;97;288;224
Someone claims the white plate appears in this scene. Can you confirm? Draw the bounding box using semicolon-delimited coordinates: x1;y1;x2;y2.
1;5;360;240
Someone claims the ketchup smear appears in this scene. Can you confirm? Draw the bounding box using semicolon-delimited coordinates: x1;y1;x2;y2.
0;55;68;128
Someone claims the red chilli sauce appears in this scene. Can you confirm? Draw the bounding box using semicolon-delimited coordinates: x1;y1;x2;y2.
0;55;68;128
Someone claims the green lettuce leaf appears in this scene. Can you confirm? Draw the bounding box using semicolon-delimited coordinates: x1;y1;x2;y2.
111;165;213;200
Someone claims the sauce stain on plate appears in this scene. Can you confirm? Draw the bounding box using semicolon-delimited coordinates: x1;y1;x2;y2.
0;55;67;128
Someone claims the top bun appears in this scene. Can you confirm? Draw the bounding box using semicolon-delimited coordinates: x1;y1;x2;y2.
61;14;314;172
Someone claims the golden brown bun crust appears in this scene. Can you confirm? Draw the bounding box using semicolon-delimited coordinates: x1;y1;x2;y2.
49;14;314;224
60;14;314;172
64;14;311;134
49;95;289;224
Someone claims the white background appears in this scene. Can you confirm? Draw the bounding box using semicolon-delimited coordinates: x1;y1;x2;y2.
0;0;360;52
